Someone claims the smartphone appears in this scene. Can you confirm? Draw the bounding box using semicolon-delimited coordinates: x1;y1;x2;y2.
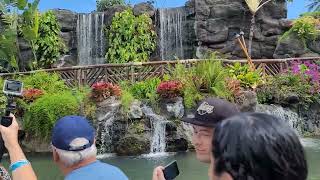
163;161;180;180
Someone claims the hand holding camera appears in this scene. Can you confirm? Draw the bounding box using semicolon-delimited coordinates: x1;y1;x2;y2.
0;114;20;150
1;80;23;127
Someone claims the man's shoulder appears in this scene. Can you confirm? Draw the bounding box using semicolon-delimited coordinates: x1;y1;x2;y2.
65;161;128;180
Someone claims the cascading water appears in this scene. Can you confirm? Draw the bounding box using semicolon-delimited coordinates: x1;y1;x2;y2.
97;112;115;154
142;105;169;154
255;104;303;134
158;7;187;60
77;13;106;65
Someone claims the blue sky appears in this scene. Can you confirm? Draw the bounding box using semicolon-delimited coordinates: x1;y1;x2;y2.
38;0;309;19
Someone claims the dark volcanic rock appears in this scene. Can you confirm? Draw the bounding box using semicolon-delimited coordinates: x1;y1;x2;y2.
133;2;155;17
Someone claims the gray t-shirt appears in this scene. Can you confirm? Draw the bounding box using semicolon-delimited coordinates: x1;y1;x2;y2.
65;161;128;180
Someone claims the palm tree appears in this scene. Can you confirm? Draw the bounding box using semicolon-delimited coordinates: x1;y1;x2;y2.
308;0;320;11
244;0;272;57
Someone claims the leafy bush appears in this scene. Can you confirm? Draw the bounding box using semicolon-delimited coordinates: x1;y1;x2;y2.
281;15;320;45
257;61;320;108
168;63;202;108
291;16;320;42
157;80;183;99
105;9;156;63
227;62;262;89
120;89;135;113
301;11;320;19
96;0;125;11
194;60;232;99
23;92;80;139
90;82;121;102
34;10;66;69
20;72;68;93
129;78;161;100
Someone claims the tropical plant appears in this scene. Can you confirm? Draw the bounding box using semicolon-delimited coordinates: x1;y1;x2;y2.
227;62;262;89
257;61;320;108
156;80;183;99
22;88;44;102
20;71;68;93
0;0;41;72
120;88;135;113
244;0;272;56
0;0;20;72
96;0;125;11
23;92;79;139
19;0;40;63
291;16;320;42
301;11;320;18
308;0;320;12
168;63;202;108
129;77;161;100
194;59;231;99
90;82;121;102
105;9;156;63
280;15;320;47
34;10;66;69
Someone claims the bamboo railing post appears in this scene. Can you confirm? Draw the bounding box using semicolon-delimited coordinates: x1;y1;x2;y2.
130;64;135;84
78;69;83;88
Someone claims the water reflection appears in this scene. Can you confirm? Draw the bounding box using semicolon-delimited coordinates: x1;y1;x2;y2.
1;138;319;180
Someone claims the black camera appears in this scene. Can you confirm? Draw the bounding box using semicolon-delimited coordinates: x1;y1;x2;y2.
1;80;23;127
0;80;23;162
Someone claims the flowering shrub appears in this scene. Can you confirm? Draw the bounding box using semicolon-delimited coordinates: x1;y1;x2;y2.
156;80;183;99
90;82;121;102
257;61;320;108
23;88;44;102
290;61;320;93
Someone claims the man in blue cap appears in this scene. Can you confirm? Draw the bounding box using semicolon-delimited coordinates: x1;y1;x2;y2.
51;115;128;180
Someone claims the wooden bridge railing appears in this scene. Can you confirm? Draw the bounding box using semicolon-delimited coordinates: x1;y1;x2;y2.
0;57;319;88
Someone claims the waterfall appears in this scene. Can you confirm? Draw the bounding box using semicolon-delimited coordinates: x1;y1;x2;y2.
97;112;115;154
77;13;106;65
255;104;303;134
158;7;187;60
142;105;169;154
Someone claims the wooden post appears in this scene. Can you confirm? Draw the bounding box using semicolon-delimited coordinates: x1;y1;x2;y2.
130;64;135;84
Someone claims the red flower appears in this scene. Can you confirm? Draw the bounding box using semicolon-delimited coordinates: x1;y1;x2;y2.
23;88;44;102
157;80;183;99
90;82;121;102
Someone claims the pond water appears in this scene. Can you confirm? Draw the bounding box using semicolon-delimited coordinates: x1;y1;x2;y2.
3;138;320;180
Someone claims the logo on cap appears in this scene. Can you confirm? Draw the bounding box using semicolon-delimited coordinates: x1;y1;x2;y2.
197;102;214;115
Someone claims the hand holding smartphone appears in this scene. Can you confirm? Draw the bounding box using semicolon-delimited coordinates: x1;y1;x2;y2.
163;161;180;180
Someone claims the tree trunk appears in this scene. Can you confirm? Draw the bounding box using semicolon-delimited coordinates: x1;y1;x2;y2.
248;14;256;57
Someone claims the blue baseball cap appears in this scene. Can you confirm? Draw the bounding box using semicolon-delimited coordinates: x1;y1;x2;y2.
52;116;95;151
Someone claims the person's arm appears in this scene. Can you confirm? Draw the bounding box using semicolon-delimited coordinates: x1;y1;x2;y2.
152;166;165;180
0;114;37;180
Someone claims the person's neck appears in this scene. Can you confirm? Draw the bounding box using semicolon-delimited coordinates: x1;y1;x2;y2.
60;156;97;176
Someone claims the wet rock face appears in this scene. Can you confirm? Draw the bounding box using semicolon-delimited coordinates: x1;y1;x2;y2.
190;0;288;59
273;33;307;58
236;91;258;112
115;136;150;156
93;97;191;156
133;2;155;17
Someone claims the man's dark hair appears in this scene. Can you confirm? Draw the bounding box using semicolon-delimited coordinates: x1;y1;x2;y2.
212;112;308;180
